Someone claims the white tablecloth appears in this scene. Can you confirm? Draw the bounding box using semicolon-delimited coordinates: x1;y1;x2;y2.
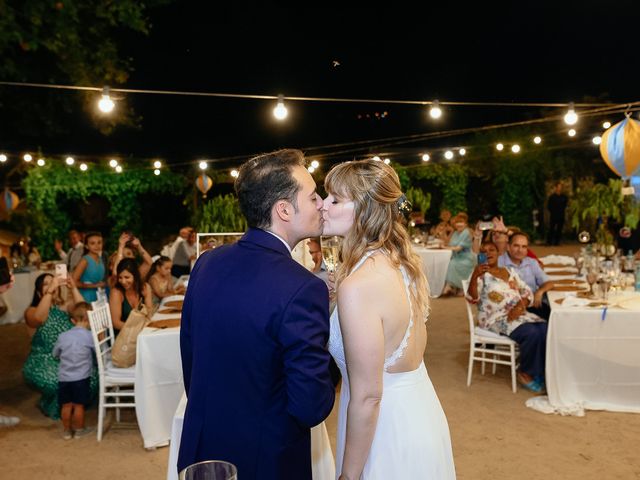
0;269;45;325
546;291;640;414
414;248;452;297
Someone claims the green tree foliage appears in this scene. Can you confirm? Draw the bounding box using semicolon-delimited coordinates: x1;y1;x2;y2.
21;161;185;258
195;194;247;234
406;187;431;216
398;164;468;215
0;0;171;136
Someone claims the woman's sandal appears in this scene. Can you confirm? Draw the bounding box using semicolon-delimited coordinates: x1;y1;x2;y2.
517;372;545;394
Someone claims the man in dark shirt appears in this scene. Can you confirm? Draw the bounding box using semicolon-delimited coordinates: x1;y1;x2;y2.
547;183;568;246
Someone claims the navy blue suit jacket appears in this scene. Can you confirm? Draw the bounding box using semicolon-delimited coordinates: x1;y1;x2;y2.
177;228;335;479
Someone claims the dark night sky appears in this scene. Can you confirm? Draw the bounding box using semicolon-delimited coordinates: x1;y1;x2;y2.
5;2;640;171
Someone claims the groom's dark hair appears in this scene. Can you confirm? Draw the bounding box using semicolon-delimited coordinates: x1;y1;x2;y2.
235;149;305;229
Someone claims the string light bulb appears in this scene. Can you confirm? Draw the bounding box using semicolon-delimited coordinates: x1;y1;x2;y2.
533;136;542;144
97;86;115;113
115;165;123;173
23;153;33;162
66;156;75;165
0;154;7;162
511;144;521;153
372;156;381;161
459;148;466;156
109;159;118;168
602;121;611;129
310;160;319;169
496;143;504;151
273;94;288;120
308;166;315;173
79;163;88;171
153;160;162;169
564;102;578;125
592;136;602;145
568;129;577;137
198;161;208;170
383;158;391;164
37;158;45;166
422;153;430;162
154;169;161;176
444;150;454;160
429;100;442;119
230;169;239;178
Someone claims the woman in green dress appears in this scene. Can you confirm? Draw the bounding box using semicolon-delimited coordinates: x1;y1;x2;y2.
443;212;477;296
23;273;98;419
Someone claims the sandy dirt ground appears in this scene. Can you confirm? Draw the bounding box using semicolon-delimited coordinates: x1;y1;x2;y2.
1;243;640;479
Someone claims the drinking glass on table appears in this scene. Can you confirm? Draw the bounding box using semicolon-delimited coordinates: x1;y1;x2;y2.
320;236;342;273
586;269;598;297
179;460;238;480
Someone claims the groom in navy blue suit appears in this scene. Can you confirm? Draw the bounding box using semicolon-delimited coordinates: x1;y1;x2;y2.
178;149;335;479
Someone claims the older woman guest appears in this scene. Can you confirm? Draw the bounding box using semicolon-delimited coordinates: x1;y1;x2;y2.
466;241;548;393
442;212;476;296
23;274;97;419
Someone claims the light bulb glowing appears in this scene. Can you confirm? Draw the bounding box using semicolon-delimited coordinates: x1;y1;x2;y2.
592;135;602;145
37;158;45;166
511;144;521;153
422;153;430;162
97;87;115;113
564;103;578;125
444;150;454;160
372;156;381;161
79;163;88;171
429;100;442;119
459;148;466;156
273;94;288;120
383;158;391;164
230;169;239;178
496;143;504;151
0;154;7;162
199;161;207;170
153;160;162;169
154;169;161;176
115;165;123;173
109;159;118;168
568;129;576;137
308;166;315;173
533;136;542;144
66;156;75;165
310;160;319;169
602;121;611;129
23;153;33;162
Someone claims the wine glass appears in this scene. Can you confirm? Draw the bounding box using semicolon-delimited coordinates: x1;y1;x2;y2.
179;460;237;480
320;236;342;273
586;269;598;297
600;278;611;301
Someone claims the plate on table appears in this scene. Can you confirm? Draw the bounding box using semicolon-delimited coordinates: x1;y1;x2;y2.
552;285;588;292
157;307;182;315
163;300;183;309
148;318;181;329
554;278;585;285
543;263;572;268
547;270;578;276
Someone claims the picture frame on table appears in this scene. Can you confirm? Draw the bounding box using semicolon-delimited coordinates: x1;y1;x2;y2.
196;232;244;258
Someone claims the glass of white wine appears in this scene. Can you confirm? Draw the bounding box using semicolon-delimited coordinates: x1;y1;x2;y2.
320;236;342;273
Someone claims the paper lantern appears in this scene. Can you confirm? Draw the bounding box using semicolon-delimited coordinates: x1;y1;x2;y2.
1;188;19;213
600;116;640;178
196;173;213;198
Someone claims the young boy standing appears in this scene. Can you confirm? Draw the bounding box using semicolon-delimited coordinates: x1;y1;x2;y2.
52;302;95;439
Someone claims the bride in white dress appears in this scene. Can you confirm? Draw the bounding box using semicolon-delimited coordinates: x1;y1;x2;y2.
322;159;456;480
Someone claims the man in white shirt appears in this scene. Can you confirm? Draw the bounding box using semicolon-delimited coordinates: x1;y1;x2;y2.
55;230;84;273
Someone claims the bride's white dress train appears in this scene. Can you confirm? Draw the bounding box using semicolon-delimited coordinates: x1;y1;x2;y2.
327;251;456;479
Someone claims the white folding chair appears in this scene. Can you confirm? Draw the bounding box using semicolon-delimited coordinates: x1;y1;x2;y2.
461;279;519;393
88;302;136;440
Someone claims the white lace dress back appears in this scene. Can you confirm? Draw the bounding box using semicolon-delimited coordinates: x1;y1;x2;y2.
328;250;456;479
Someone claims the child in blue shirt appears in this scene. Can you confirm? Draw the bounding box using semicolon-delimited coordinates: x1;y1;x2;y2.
52;302;95;439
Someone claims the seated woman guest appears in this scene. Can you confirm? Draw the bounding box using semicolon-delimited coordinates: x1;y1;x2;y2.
147;256;185;304
442;212;476;296
112;232;154;280
109;258;153;332
23;274;97;419
466;240;548;393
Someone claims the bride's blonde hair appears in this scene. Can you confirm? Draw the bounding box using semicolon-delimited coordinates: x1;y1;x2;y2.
325;160;430;319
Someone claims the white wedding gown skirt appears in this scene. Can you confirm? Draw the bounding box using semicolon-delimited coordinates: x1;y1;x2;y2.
312;422;335;480
335;363;456;479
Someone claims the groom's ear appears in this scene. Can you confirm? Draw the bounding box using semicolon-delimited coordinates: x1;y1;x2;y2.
273;200;291;222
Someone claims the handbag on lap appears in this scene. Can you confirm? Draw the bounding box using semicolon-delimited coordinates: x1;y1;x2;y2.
112;303;151;368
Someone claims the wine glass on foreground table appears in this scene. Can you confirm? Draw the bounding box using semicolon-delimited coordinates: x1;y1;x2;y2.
586;269;598;297
320;236;342;273
179;460;237;480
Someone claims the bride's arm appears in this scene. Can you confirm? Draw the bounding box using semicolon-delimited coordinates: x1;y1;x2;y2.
338;276;384;480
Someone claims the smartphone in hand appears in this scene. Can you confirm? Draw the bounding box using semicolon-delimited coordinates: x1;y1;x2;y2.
477;253;488;265
55;263;68;280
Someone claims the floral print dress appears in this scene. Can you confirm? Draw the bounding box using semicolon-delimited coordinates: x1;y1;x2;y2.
476;269;545;336
22;306;98;419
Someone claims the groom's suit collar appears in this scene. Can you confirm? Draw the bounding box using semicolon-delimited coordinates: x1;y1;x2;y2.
240;228;292;257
